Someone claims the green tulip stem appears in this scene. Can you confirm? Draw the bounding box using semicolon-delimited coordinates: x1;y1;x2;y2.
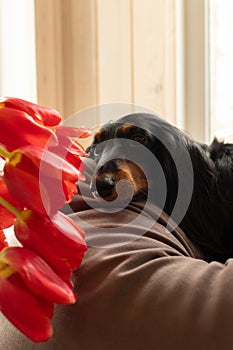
0;147;10;159
0;197;21;217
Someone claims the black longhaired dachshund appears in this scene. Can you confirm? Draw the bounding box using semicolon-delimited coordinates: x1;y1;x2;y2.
87;113;233;262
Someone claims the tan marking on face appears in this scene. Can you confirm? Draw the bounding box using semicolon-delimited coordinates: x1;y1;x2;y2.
120;160;148;194
120;124;133;136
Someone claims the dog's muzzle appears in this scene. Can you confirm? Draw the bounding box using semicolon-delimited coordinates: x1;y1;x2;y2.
90;159;147;202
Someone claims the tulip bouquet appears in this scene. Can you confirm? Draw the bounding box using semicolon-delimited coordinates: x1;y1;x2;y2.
0;98;91;342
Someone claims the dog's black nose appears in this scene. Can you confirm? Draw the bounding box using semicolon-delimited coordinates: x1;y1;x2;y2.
92;175;117;198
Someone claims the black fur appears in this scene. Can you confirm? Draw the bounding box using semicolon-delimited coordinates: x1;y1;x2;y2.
88;113;233;262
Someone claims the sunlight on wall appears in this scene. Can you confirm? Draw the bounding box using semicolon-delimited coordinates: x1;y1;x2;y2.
0;0;37;101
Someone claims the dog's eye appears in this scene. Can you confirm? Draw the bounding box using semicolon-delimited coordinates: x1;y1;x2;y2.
132;134;147;145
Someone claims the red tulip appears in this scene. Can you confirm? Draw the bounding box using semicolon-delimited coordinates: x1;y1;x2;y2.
0;177;24;229
0;229;7;250
49;134;88;171
14;210;87;280
0;275;53;342
0;246;76;342
0;97;61;127
1;247;76;303
3;145;81;216
0;107;57;152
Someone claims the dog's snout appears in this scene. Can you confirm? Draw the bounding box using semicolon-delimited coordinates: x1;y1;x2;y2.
91;174;117;199
100;175;117;187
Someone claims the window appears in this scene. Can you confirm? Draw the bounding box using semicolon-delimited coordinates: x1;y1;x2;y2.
209;0;233;141
183;0;233;143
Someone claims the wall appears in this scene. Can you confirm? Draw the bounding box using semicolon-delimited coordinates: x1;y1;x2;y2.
35;0;177;126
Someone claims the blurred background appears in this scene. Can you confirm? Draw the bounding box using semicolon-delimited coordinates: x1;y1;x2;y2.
0;0;232;143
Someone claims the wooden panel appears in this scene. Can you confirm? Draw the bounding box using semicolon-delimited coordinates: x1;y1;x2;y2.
132;0;176;123
34;0;64;114
184;0;206;142
61;0;98;118
35;0;98;121
96;0;132;121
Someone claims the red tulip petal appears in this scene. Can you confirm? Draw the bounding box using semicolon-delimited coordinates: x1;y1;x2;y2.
48;136;87;179
11;145;81;181
14;215;74;279
68;139;87;155
56;125;91;138
0;229;8;250
0;177;23;228
0;274;53;342
8;273;55;318
49;212;87;268
2;97;61;127
0;108;57;151
1;247;76;304
49;135;88;158
3;164;49;216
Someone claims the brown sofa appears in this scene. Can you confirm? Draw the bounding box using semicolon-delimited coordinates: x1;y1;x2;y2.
1;168;233;349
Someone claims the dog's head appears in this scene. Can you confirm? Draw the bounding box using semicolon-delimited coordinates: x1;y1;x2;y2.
87;121;151;201
86;113;193;207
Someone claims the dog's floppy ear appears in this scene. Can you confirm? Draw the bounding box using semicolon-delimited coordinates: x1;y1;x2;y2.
85;128;104;158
